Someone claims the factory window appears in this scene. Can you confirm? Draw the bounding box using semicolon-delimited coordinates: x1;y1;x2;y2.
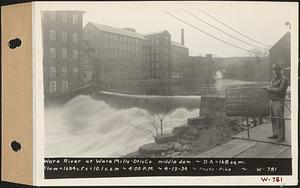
73;67;79;72
62;31;68;42
49;81;56;93
49;66;56;78
156;55;159;61
49;30;56;41
73;67;79;77
164;55;169;61
73;33;78;43
49;12;56;20
62;48;68;59
61;12;67;23
62;67;68;77
155;39;159;45
73;49;79;59
62;81;68;92
72;14;78;24
50;47;56;58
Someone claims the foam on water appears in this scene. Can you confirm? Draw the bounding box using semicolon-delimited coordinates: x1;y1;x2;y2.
45;95;198;157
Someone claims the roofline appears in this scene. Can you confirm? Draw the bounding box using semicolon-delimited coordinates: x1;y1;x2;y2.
270;31;290;51
87;22;146;40
144;30;169;36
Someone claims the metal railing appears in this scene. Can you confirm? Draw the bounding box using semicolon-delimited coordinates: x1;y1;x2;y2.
245;98;291;138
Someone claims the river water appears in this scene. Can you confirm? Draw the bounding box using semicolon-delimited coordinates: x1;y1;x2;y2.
45;94;200;157
45;79;264;157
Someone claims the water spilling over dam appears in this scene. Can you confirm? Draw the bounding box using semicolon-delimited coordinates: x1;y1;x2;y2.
45;94;199;157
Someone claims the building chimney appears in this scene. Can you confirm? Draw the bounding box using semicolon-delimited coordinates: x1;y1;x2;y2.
181;28;184;46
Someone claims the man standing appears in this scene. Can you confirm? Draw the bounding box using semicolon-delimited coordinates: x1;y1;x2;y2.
266;63;288;142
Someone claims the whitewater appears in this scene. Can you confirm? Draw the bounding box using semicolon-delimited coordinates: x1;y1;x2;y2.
45;95;199;157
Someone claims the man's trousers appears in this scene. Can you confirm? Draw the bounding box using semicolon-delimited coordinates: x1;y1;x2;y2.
270;100;285;139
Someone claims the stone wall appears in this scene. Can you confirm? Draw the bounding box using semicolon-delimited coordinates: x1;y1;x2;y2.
200;96;225;118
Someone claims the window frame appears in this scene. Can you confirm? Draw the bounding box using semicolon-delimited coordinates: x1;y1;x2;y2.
50;47;56;58
49;81;57;93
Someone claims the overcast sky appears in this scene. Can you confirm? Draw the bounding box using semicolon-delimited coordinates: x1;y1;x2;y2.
36;1;297;57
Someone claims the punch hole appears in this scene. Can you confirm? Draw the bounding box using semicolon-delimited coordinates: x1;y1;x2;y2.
8;38;22;49
11;140;21;152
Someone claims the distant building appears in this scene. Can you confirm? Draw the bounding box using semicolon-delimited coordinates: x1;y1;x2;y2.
170;29;189;79
269;32;290;83
81;41;97;85
171;42;189;79
82;22;216;94
144;30;172;80
185;54;216;83
41;10;85;97
83;22;147;83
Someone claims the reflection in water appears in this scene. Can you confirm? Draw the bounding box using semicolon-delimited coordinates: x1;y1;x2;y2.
45;95;199;157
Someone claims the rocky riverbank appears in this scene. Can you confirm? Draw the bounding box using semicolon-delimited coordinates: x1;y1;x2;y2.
123;115;256;158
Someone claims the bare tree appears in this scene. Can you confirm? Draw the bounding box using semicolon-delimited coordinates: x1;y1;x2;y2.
151;95;174;135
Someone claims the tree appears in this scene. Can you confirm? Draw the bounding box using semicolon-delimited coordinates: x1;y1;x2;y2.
127;81;174;137
152;95;174;135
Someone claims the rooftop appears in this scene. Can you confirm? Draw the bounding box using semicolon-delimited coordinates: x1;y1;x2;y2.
144;30;168;36
88;22;146;40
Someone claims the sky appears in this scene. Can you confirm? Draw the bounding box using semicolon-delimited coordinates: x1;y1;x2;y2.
36;1;297;57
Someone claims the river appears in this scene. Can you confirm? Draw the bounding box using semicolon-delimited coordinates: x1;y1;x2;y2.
45;94;200;157
45;79;266;157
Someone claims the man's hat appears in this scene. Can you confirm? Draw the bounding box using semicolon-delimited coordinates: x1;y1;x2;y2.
272;63;282;70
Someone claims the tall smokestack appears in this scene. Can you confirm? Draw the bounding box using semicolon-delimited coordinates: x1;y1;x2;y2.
181;28;184;46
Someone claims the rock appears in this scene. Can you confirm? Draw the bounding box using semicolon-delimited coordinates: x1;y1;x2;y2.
168;142;176;149
174;142;183;151
180;139;189;144
172;152;182;156
187;116;207;126
155;133;178;144
149;154;156;158
124;151;140;157
173;124;190;135
139;143;169;155
182;144;191;151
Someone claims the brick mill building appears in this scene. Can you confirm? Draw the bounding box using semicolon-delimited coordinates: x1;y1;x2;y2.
42;12;216;96
41;10;85;97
